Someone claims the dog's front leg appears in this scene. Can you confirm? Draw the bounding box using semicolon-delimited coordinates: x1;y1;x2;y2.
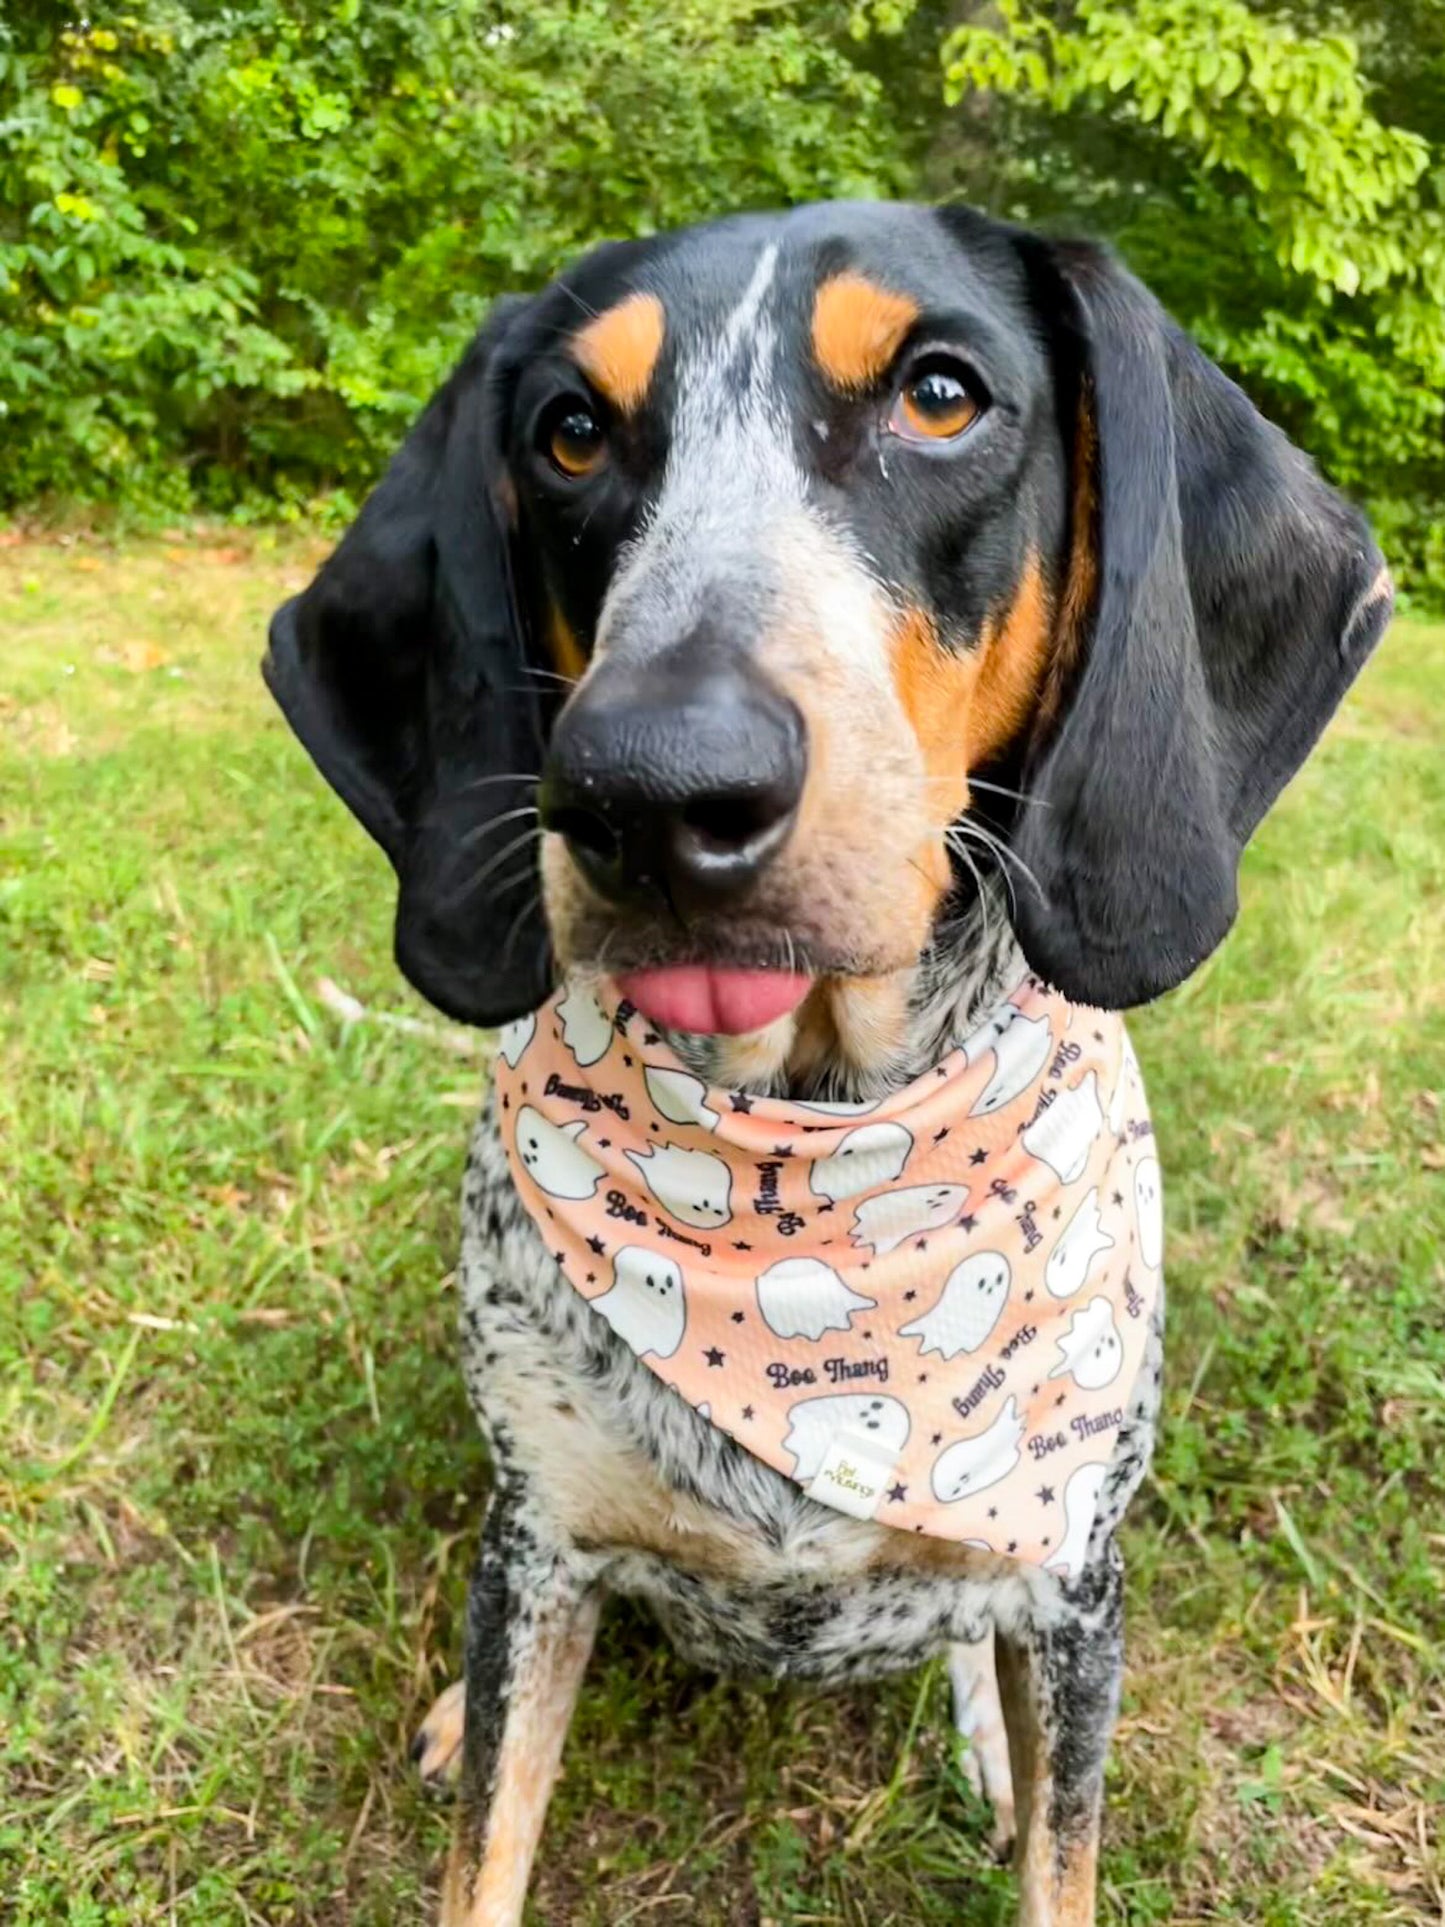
441;1479;601;1927
995;1550;1124;1927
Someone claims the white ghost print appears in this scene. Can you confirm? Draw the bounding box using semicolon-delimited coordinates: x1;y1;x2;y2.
963;1005;1053;1116
515;1106;605;1200
557;983;614;1067
898;1251;1012;1359
496;1012;535;1069
809;1121;914;1202
590;1245;687;1359
1134;1156;1164;1271
849;1183;970;1256
782;1393;911;1484
644;1065;721;1131
1107;1034;1141;1136
1048;1295;1124;1390
755;1257;875;1342
1022;1072;1103;1184
931;1397;1026;1503
1045;1187;1114;1299
1045;1461;1109;1576
626;1140;732;1229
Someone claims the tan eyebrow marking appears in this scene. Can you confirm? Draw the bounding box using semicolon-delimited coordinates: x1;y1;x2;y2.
570;291;666;414
811;272;920;394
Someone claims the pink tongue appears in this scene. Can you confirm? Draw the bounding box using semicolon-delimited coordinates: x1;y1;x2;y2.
617;966;812;1036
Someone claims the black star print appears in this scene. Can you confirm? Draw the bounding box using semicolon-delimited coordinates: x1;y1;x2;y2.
1052;1205;1061;1219
704;1347;725;1368
987;1506;998;1519
930;1431;942;1446
933;1126;950;1143
773;1143;793;1156
622;1054;632;1066
741;1404;755;1421
1055;1392;1066;1406
817;1201;836;1214
1031;1384;1040;1395
1112;1190;1124;1207
917;1372;929;1383
732;1240;752;1252
958;1214;978;1232
643;1031;660;1045
598;1138;610;1149
914;1237;928;1251
730;1092;753;1113
1024;1289;1034;1302
500;1093;509;1109
1093;1030;1103;1042
1042;1536;1050;1547
1036;1486;1055;1506
731;1310;745;1324
586;1235;606;1256
887;1483;907;1503
904;1289;917;1302
970;1148;988;1166
1006;1540;1018;1554
553;1250;564;1264
586;1273;595;1284
545;1207;554;1220
649;1121;659;1132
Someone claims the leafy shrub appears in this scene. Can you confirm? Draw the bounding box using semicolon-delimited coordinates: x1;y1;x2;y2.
2;0;1442;600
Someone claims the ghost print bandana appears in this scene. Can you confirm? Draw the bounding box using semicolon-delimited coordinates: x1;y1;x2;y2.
494;975;1162;1569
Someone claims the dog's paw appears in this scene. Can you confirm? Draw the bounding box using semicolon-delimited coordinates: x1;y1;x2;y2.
957;1731;1016;1861
410;1678;465;1795
949;1638;1016;1860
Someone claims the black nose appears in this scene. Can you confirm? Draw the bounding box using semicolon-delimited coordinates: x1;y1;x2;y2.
539;647;806;914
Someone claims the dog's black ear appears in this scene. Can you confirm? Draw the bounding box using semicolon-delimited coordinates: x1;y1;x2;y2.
264;297;551;1026
1011;242;1392;1008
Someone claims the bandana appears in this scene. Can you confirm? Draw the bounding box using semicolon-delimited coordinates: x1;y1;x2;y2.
494;975;1161;1571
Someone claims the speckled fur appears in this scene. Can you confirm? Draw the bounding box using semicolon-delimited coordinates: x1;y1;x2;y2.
445;887;1164;1922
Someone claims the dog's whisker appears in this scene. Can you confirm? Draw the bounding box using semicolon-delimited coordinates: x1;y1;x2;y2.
967;775;1050;809
450;771;541;799
454;803;541;853
439;826;545;911
499;885;544;970
946;824;1017;920
954;817;1047;907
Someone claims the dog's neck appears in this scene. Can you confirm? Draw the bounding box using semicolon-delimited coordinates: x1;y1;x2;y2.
658;879;1023;1105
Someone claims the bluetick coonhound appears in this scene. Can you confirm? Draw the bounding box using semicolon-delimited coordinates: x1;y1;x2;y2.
265;201;1391;1924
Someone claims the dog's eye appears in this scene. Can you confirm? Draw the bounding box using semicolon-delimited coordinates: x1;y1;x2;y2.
890;358;982;443
542;400;606;479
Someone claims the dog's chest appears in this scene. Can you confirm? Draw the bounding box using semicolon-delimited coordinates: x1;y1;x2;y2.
458;1110;1162;1678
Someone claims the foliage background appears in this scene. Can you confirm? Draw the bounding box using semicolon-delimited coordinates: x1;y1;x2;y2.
2;0;1442;592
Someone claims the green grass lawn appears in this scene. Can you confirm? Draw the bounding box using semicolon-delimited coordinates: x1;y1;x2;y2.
2;534;1442;1926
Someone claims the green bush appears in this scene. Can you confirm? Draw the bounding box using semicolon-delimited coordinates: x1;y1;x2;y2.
0;1;920;513
2;0;1442;600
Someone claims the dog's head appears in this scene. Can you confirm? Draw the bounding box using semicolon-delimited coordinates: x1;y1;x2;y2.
266;203;1390;1068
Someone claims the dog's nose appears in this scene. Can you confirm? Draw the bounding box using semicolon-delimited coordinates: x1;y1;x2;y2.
539;649;806;913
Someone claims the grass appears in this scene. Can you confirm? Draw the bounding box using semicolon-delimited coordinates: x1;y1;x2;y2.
1;531;1442;1926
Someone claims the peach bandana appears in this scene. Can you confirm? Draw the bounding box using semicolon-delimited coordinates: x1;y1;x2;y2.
494;975;1161;1570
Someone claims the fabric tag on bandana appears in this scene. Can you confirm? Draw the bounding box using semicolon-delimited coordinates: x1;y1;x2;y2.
809;1429;901;1521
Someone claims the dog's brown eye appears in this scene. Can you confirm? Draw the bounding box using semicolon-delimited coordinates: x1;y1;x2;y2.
545;404;606;479
891;361;980;442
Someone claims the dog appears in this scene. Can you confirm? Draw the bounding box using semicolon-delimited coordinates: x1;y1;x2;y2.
264;200;1391;1925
